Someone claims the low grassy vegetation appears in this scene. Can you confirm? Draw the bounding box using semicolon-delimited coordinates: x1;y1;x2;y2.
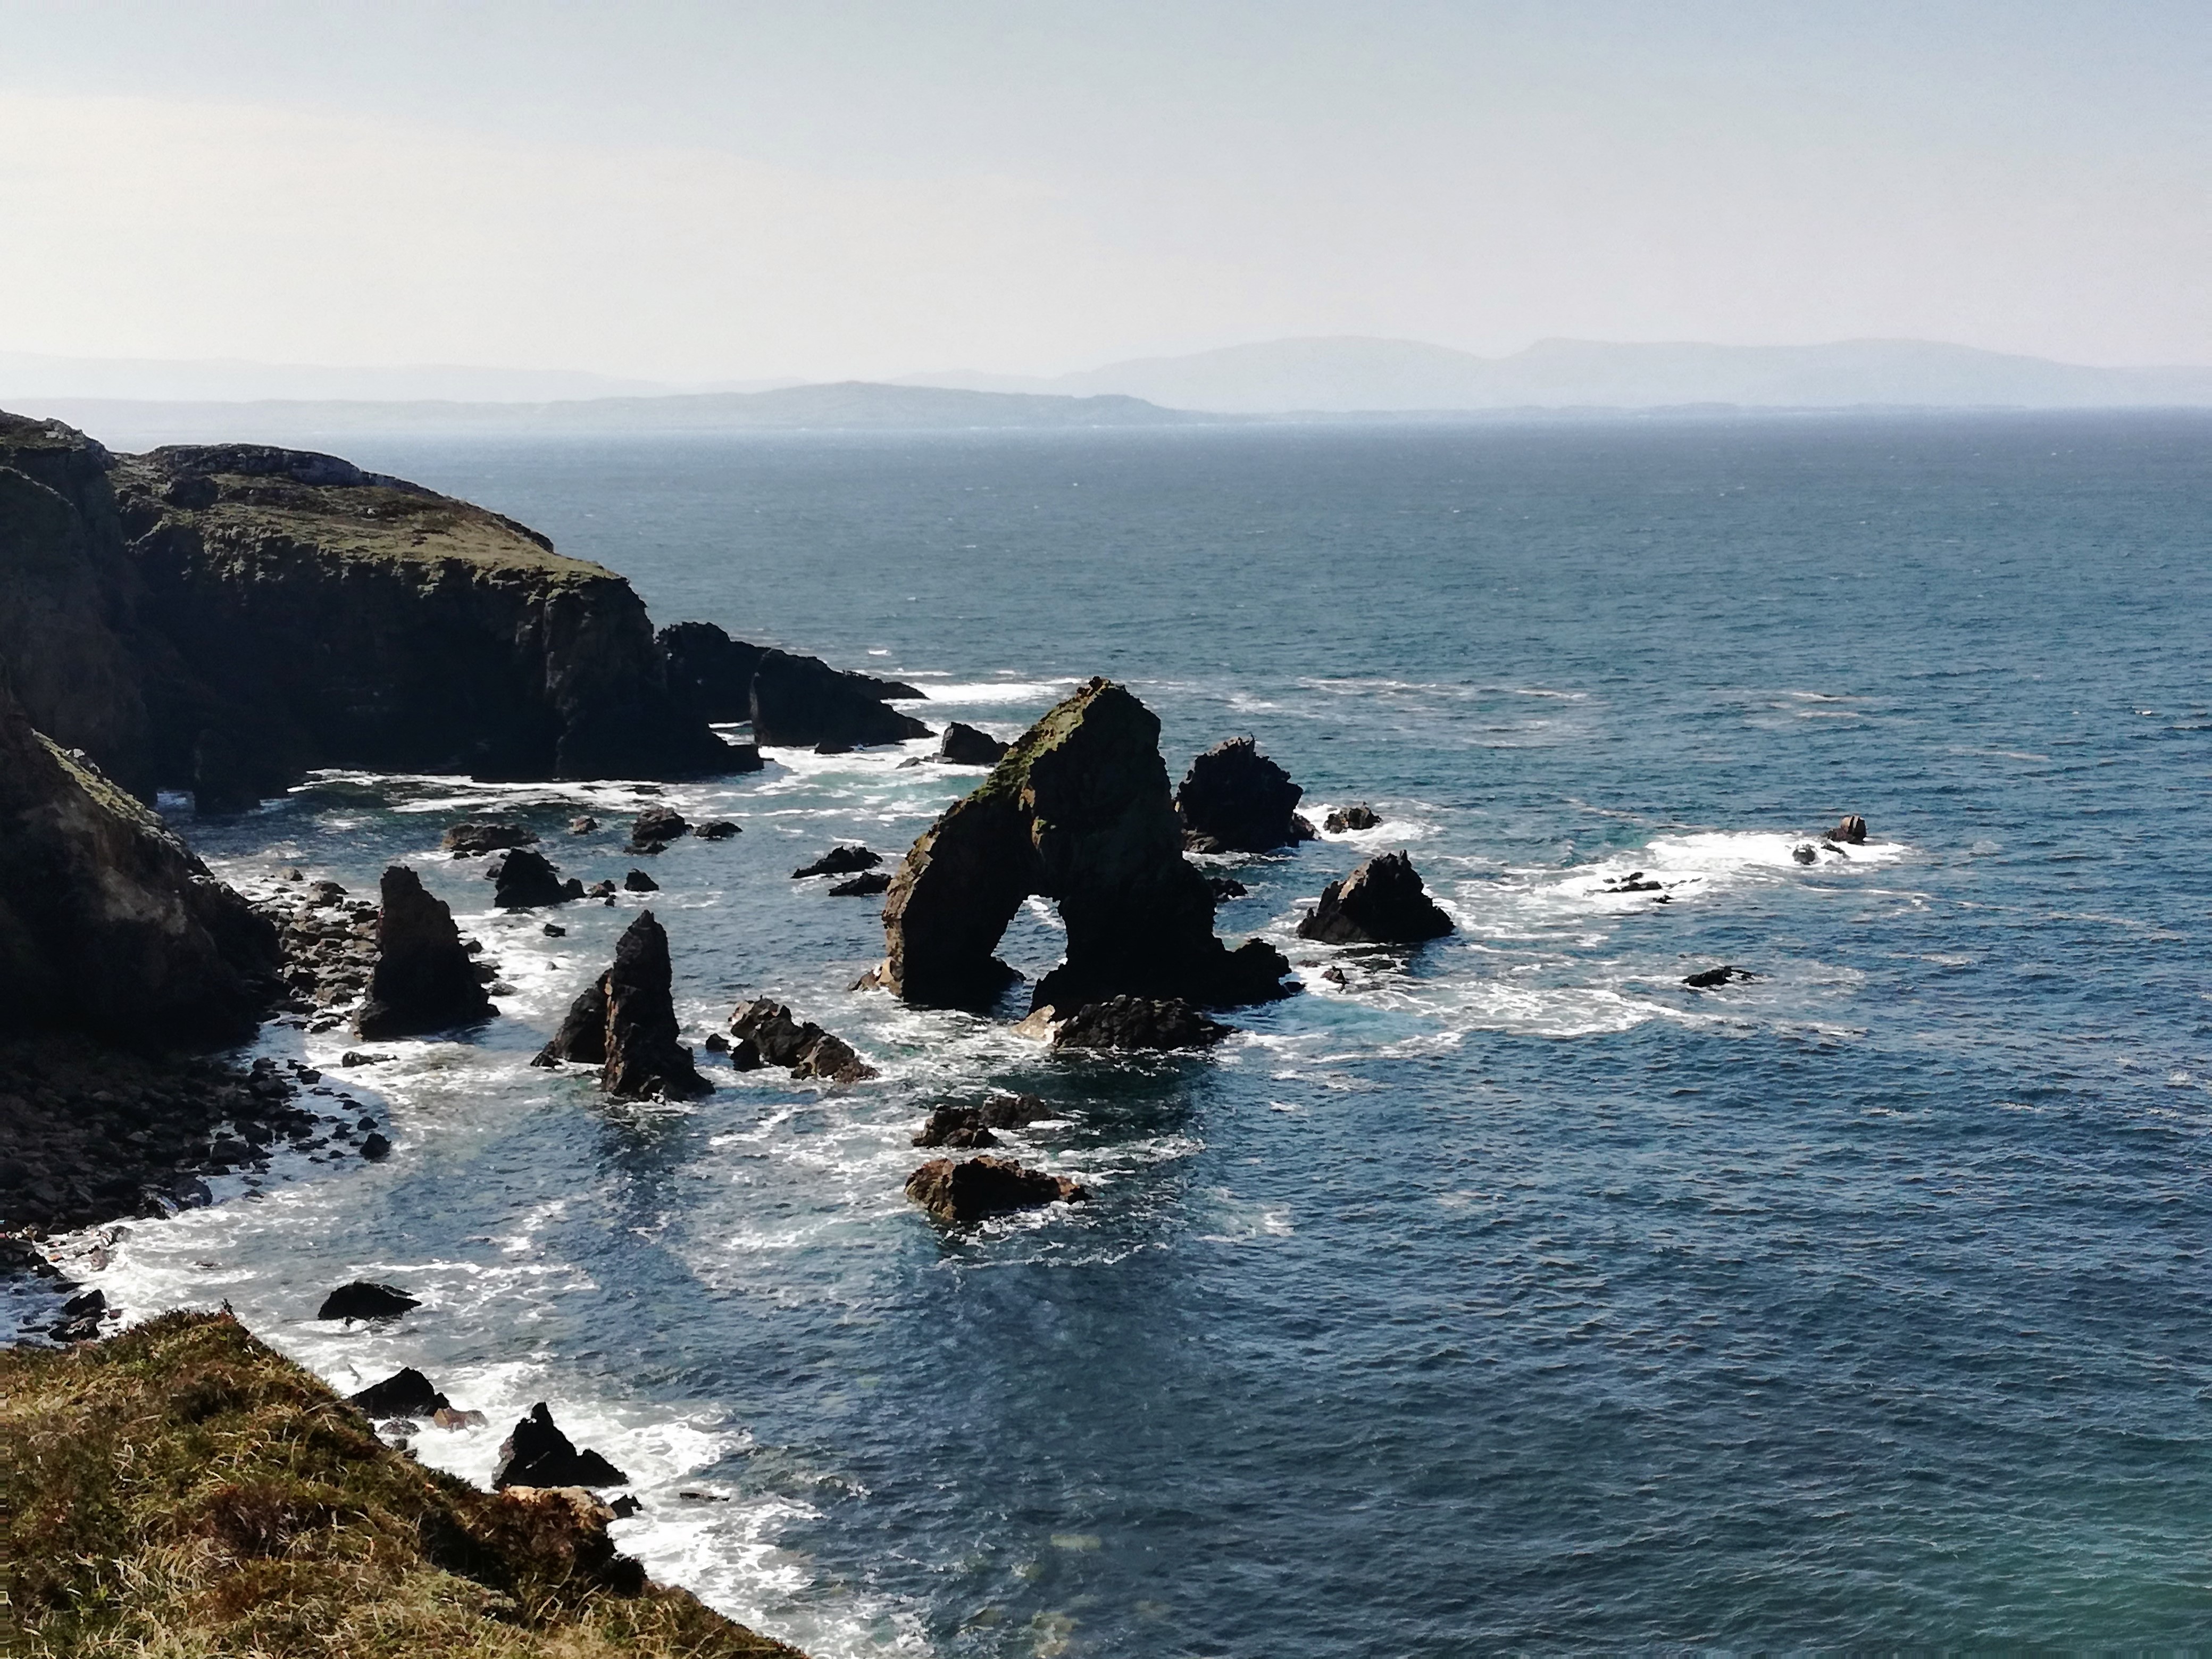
1;1311;805;1657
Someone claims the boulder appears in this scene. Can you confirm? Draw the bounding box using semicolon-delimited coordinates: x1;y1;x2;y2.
1297;853;1454;945
355;865;496;1038
913;1095;1046;1147
1599;871;1664;894
829;871;891;897
696;820;740;840
1825;814;1869;844
317;1281;419;1321
873;679;1293;1012
444;822;535;856
1175;736;1316;854
488;847;581;908
493;1402;629;1489
750;648;931;748
1049;995;1233;1051
939;722;1009;766
622;869;658;892
905;1156;1087;1224
347;1366;450;1417
793;845;880;880
627;805;689;852
1324;804;1380;833
728;998;876;1082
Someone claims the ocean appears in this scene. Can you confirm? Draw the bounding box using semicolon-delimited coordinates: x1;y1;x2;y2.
41;412;2212;1652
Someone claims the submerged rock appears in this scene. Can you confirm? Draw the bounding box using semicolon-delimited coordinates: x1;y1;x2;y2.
1683;965;1758;989
729;998;877;1082
317;1281;419;1321
488;847;581;908
1825;814;1869;844
1047;995;1233;1051
874;678;1293;1012
905;1155;1087;1224
493;1402;629;1489
1297;852;1454;945
355;865;495;1038
939;721;1009;766
751;648;931;749
792;844;881;880
1175;736;1316;854
444;821;535;857
347;1366;450;1417
1324;804;1380;833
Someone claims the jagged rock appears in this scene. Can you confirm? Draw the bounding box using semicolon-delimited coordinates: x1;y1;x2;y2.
1324;804;1380;833
829;871;891;897
628;805;689;852
794;845;880;880
622;869;658;893
317;1281;419;1320
360;1131;392;1160
914;1106;998;1148
347;1367;450;1416
1048;995;1233;1051
493;1402;629;1489
904;1156;1087;1224
444;822;535;856
658;620;765;720
1207;876;1248;901
355;866;496;1038
1175;736;1316;854
696;820;740;840
751;648;931;748
568;815;598;835
533;980;608;1067
728;998;876;1082
874;678;1293;1012
1825;814;1869;844
1684;965;1758;989
488;847;581;908
939;722;1009;766
1297;853;1454;945
532;914;707;1099
0;677;280;1046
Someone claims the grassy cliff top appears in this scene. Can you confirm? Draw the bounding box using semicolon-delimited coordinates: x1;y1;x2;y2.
1;1310;807;1658
112;447;615;582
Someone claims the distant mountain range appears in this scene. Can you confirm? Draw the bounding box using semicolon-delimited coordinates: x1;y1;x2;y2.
902;337;2212;413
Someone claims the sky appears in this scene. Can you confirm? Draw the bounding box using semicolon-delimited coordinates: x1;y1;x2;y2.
0;1;2206;381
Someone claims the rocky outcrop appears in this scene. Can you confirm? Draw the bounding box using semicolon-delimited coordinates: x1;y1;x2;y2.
1043;995;1232;1051
534;913;708;1099
830;871;891;897
355;865;496;1038
1297;853;1454;945
751;648;931;748
0;678;278;1047
317;1281;419;1321
1324;804;1380;833
728;998;876;1082
792;845;880;880
493;1402;628;1489
444;821;535;856
628;805;689;853
1683;965;1758;989
1825;814;1869;844
872;678;1293;1012
939;722;1009;766
914;1094;1046;1147
488;848;582;908
1175;737;1315;854
347;1367;451;1417
905;1156;1087;1224
658;620;766;720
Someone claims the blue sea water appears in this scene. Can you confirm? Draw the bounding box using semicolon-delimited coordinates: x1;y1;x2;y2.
57;414;2212;1653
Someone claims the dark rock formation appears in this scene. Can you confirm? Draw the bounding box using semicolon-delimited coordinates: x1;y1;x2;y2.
622;869;658;893
874;678;1293;1012
1792;843;1817;864
696;820;740;840
1297;853;1454;945
0;679;279;1046
568;815;598;835
317;1281;419;1321
347;1367;450;1417
1599;871;1664;894
488;848;581;909
914;1094;1047;1147
830;871;891;897
1175;736;1316;854
355;866;495;1038
628;805;688;853
444;822;535;856
533;913;708;1099
1207;876;1248;901
751;648;930;748
658;620;766;720
728;998;876;1082
792;845;880;880
1826;814;1869;844
1324;804;1380;833
905;1156;1087;1224
1048;995;1234;1051
939;722;1009;766
493;1402;628;1489
1684;965;1758;989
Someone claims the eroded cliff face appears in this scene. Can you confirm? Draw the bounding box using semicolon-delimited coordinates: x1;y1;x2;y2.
875;678;1292;1012
0;680;278;1046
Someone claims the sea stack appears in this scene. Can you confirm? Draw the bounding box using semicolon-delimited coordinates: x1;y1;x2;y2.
536;912;709;1099
1175;736;1316;853
354;866;495;1039
1297;852;1454;945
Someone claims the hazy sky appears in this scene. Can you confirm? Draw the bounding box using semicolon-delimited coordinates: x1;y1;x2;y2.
1;1;2206;379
